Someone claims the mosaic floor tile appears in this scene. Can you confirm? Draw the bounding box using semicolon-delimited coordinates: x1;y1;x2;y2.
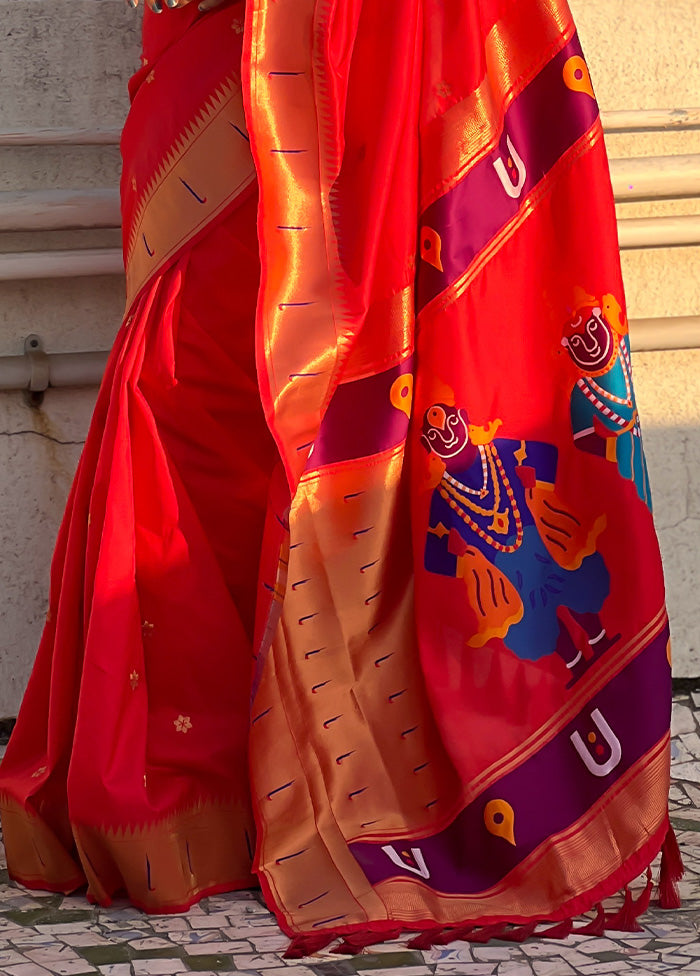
182;955;237;972
671;762;700;784
127;938;179;951
672;705;697;736
423;946;474;964
187;913;233;929
9;935;66;949
4;965;56;976
0;951;31;967
130;960;186;975
264;967;318;976
354;953;427;970
40;963;98;976
576;963;637;974
250;934;296;951
530;957;577;975
434;966;496;976
228;952;305;968
473;947;517;961
149;918;190;932
22;947;82;965
495;963;533;975
184;941;259;956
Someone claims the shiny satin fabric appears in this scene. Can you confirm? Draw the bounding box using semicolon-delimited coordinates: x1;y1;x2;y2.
246;0;672;945
0;0;673;948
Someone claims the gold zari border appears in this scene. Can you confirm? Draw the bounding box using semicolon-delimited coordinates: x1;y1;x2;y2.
376;735;670;923
1;793;255;912
125;77;256;310
420;0;575;209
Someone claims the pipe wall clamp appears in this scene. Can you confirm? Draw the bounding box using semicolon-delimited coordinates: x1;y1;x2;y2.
24;335;50;392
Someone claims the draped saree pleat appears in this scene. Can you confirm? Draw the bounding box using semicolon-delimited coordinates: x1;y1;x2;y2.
0;0;679;946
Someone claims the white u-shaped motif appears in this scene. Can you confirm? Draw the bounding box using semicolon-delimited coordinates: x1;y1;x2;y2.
493;135;527;199
381;845;430;879
570;708;622;777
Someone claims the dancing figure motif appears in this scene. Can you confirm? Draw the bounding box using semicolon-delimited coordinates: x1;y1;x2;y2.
422;403;619;685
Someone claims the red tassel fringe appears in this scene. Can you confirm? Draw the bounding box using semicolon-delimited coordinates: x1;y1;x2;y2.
604;886;641;932
406;927;446;950
575;903;606;936
285;830;682;957
284;933;335;958
658;824;684;909
432;923;476;945
538;917;574;939
332;927;401;954
467;922;509;943
499;920;540;943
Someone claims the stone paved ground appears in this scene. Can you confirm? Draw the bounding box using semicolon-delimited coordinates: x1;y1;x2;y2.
1;693;699;976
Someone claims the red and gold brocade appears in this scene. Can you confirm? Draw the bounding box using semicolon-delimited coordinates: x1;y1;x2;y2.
0;0;675;949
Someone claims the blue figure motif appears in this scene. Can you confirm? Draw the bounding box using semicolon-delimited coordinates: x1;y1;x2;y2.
562;293;651;509
421;404;619;686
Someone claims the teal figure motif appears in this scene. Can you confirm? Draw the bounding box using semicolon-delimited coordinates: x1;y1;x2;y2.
562;294;652;510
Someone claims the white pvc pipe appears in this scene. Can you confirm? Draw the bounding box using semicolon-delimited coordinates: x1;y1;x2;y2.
5;192;699;239
0;189;121;232
0;158;697;237
601;107;700;133
0;215;697;280
610;154;700;201
47;351;110;388
0;128;122;147
0;350;110;392
630;316;700;353
0;318;696;393
0;110;698;147
617;214;700;249
0;249;124;281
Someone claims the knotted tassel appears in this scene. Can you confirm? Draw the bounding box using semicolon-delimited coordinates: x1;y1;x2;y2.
431;924;476;945
332;927;401;954
575;903;606;936
538;916;573;939
606;865;655;932
658;825;684;909
284;933;336;958
499;920;540;943
406;927;447;950
605;886;642;932
467;922;509;943
631;866;654;922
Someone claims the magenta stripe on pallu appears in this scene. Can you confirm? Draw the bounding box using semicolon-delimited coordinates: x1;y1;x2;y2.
416;34;600;313
306;358;413;470
349;624;670;893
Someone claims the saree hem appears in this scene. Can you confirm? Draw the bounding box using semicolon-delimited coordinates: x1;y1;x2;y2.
281;817;673;955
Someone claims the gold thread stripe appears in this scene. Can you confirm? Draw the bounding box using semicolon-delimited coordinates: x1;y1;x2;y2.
419;125;602;331
125;77;255;310
375;735;669;922
420;0;575;209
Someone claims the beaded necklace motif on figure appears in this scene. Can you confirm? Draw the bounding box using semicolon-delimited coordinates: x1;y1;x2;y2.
576;339;634;424
438;444;524;553
443;447;489;499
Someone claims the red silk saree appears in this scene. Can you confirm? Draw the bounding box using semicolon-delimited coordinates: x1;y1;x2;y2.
0;0;681;952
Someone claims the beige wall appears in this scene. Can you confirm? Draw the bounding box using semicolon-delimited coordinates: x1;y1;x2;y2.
0;0;698;716
571;0;700;676
0;0;138;714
